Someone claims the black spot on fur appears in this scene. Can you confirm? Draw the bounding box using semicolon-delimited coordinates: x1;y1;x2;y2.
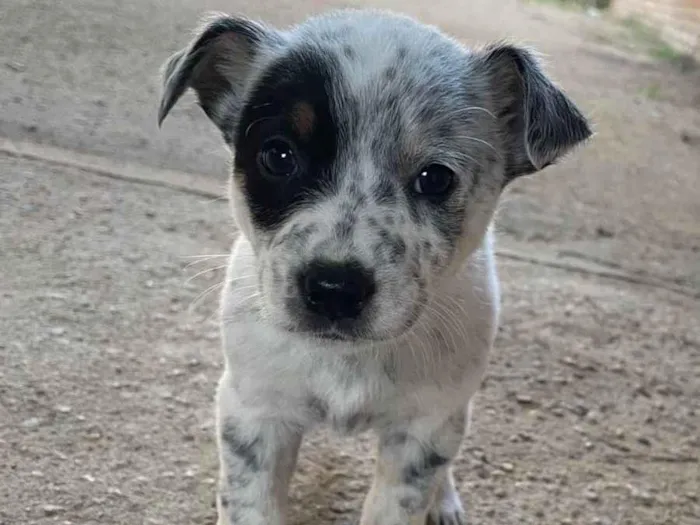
221;421;262;471
403;449;450;485
307;396;328;420
381;431;409;449
407;197;424;225
342;45;355;60
234;47;341;230
343;353;361;373
271;266;282;284
355;196;367;210
343;412;373;432
277;222;318;249
333;211;356;239
384;66;398;81
373;179;396;205
223;506;243;525
295;224;318;245
399;496;422;513
347;182;361;198
447;411;466;434
432;209;464;250
376;228;406;263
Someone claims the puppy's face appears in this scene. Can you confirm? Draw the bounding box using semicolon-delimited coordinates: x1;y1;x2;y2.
159;10;591;341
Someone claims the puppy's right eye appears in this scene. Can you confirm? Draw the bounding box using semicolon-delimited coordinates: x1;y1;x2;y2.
413;164;455;197
258;138;299;177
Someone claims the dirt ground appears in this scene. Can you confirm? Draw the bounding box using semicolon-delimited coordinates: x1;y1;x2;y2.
1;0;699;524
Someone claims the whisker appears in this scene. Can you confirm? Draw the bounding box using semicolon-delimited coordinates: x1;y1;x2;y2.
245;116;276;138
182;256;229;270
184;264;229;285
181;254;230;259
456;106;497;120
452;136;501;156
188;281;225;314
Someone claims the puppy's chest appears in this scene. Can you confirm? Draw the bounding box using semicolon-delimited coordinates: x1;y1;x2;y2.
304;354;399;433
243;350;411;433
225;322;478;431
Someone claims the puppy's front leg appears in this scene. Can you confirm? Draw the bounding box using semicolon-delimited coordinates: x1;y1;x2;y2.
360;410;467;525
216;390;302;525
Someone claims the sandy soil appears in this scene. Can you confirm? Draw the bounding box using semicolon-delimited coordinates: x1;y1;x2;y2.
1;1;699;524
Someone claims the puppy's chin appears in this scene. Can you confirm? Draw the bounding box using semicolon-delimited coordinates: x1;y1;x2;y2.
275;305;426;346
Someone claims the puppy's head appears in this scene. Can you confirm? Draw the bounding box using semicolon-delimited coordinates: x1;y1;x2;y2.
159;9;591;341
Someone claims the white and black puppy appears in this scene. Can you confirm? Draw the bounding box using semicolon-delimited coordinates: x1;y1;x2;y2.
158;8;590;525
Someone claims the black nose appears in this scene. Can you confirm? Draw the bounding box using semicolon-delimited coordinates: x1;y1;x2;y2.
300;260;376;321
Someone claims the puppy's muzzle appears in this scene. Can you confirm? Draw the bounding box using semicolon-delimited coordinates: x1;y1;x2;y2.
298;259;375;322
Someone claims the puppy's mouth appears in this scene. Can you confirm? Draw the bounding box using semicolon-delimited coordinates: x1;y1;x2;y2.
281;315;421;344
282;323;363;343
310;330;352;342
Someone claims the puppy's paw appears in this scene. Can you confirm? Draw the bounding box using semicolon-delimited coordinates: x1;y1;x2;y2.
427;508;467;525
427;490;467;525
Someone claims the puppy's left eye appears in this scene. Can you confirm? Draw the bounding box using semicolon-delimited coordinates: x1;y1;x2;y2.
413;164;455;196
258;137;299;177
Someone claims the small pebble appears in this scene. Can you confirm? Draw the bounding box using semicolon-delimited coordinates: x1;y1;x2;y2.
584;489;599;502
21;417;42;429
585;410;600;424
630;486;654;506
637;436;652;447
515;394;535;405
43;505;64;516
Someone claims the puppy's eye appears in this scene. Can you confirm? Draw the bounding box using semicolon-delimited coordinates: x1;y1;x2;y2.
413;164;454;196
258;138;298;177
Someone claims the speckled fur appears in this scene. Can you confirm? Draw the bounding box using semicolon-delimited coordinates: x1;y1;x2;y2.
158;8;591;525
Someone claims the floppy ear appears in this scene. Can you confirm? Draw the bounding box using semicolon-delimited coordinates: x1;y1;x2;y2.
478;44;592;180
157;13;281;132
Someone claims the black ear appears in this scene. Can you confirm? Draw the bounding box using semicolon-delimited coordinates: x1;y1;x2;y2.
478;44;592;180
157;13;281;131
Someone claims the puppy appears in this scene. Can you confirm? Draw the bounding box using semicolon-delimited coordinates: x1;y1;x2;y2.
158;8;590;525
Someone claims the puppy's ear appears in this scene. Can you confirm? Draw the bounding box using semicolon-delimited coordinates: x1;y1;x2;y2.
157;13;281;131
478;44;592;180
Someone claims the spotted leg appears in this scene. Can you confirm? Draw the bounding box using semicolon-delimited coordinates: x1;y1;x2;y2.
216;387;302;525
360;408;468;525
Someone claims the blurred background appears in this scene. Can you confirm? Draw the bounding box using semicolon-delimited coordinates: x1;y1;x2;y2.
1;1;698;524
